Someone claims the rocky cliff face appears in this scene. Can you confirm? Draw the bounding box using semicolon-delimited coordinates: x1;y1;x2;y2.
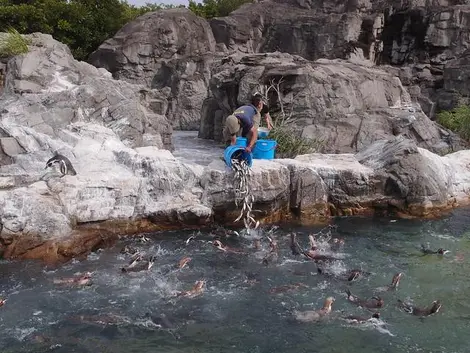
88;8;220;131
199;52;461;154
88;1;470;154
1;33;173;153
209;0;470;117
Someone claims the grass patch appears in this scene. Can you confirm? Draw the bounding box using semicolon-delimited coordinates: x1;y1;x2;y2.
436;104;470;140
0;28;30;58
266;117;324;159
260;77;324;158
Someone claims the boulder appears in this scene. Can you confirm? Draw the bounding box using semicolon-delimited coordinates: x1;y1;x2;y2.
87;1;470;135
1;33;173;151
198;52;463;154
2;122;470;264
209;0;470;116
88;8;219;130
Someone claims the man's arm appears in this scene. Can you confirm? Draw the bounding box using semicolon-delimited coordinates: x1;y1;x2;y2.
246;111;261;152
246;126;258;152
265;112;273;129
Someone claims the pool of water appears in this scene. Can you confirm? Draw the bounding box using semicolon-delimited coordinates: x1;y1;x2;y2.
172;131;224;166
1;208;470;353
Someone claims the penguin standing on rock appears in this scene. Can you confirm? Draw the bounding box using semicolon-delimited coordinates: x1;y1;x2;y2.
45;152;77;177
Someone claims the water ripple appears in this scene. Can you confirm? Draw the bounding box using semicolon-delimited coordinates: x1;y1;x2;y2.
1;210;470;352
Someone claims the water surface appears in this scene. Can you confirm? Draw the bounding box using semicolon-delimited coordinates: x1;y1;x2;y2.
1;208;470;353
172;131;224;166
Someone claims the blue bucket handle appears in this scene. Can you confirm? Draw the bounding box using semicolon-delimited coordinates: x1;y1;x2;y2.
257;141;277;151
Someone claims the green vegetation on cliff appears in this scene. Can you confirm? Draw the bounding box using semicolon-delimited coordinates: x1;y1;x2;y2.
262;78;324;158
0;0;251;61
188;0;252;19
268;123;324;159
0;0;180;60
0;28;31;57
437;104;470;141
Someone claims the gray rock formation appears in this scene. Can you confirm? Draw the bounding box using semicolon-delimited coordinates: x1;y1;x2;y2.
208;0;470;116
199;52;462;154
88;8;219;130
1;33;173;152
2;14;470;264
88;0;470;146
3;122;470;263
0;32;468;262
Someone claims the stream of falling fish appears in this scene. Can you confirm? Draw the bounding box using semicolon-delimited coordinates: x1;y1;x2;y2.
231;158;259;235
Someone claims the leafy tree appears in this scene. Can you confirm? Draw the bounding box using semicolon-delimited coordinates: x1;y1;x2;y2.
0;0;179;60
188;0;253;18
437;104;470;141
0;0;252;60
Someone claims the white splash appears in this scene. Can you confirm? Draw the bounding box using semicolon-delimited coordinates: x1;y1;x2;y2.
342;317;396;337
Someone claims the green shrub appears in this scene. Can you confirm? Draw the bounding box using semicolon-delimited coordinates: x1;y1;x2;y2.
0;28;30;58
188;0;253;19
264;114;324;159
260;77;324;158
437;104;470;140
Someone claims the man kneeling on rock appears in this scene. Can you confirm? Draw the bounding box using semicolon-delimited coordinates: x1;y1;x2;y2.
223;94;271;153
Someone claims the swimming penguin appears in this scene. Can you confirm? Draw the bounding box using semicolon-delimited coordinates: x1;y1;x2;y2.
375;272;403;292
45;152;77;177
289;233;339;262
269;283;308;294
120;245;139;255
121;254;156;273
53;272;93;286
262;236;279;265
178;257;191;269
143;313;181;339
420;244;450;255
144;312;175;329
176;280;206;298
343;312;380;324
212;240;244;254
397;299;442;317
346;289;384;309
346;269;371;282
293;296;335;323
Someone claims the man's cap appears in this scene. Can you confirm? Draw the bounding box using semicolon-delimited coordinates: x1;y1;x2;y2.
253;92;267;104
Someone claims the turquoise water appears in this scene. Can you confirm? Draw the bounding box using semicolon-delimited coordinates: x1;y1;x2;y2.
1;208;470;353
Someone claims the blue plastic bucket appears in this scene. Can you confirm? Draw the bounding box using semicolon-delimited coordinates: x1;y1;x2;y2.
252;139;277;160
258;127;270;138
235;137;247;147
224;145;253;167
